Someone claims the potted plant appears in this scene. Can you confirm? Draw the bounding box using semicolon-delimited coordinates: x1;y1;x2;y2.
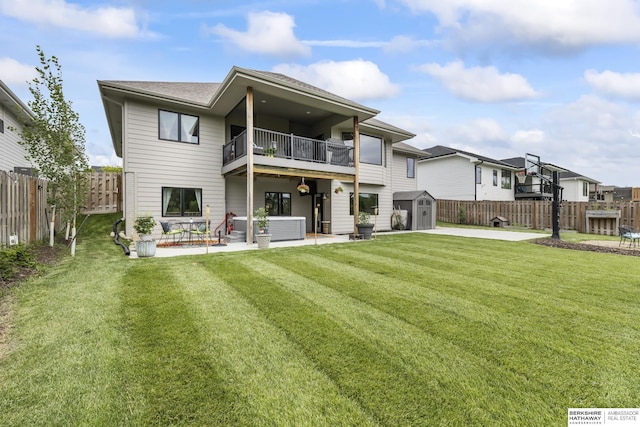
356;211;374;240
297;182;310;194
133;215;156;257
254;207;271;248
334;186;344;194
264;146;277;157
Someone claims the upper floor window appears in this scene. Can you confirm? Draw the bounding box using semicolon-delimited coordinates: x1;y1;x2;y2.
407;157;415;178
501;170;511;189
493;170;498;186
475;166;482;184
159;110;199;144
162;187;202;216
583;182;588;197
342;132;383;165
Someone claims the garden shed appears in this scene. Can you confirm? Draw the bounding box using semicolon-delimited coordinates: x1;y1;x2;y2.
392;190;436;230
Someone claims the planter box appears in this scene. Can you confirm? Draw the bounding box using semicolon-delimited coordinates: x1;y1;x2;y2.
585;210;620;235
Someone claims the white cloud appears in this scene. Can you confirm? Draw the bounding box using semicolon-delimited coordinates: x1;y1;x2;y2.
511;129;545;144
0;0;146;38
272;60;400;101
449;118;507;143
399;0;640;51
207;11;310;58
304;40;385;48
584;69;640;100
535;95;640;184
418;60;539;102
89;153;122;167
383;35;436;53
0;57;37;85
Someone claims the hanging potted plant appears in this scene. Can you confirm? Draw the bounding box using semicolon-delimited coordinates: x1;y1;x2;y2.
133;215;156;257
297;178;310;194
254;207;271;248
334;186;344;194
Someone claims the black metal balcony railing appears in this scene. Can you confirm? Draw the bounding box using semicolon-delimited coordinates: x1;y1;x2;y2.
515;182;552;197
223;128;353;167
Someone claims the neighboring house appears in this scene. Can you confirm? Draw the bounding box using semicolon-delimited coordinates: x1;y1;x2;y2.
417;145;518;201
98;66;423;241
501;157;599;202
0;80;34;174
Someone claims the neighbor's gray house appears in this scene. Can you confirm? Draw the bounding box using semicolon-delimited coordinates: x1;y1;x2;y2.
417;145;519;201
0;80;33;174
98;66;427;242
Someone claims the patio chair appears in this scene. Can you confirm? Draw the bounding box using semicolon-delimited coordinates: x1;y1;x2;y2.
189;221;211;243
160;221;184;244
618;225;640;248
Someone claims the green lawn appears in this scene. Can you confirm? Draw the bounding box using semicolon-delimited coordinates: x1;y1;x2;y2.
1;214;639;426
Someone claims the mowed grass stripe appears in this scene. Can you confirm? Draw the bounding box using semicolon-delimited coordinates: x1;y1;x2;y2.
276;244;640;410
239;255;553;426
217;253;540;426
0;256;133;426
119;262;244;426
383;233;640;300
177;259;377;426
354;239;640;335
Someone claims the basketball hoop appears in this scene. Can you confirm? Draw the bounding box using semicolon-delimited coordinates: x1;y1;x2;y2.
516;171;527;184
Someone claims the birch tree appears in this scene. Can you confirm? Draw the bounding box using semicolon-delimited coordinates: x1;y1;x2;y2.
15;46;89;233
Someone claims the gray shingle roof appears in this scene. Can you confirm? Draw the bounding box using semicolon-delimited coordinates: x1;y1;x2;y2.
99;81;220;105
422;145;517;168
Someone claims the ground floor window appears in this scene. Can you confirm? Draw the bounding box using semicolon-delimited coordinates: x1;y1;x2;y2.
162;187;202;216
265;192;291;216
350;192;379;215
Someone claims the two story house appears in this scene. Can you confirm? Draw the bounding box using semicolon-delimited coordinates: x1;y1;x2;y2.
0;80;33;174
417;145;519;201
501;157;599;202
98;66;422;243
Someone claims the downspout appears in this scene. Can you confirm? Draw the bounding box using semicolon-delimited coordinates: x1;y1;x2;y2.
112;218;130;255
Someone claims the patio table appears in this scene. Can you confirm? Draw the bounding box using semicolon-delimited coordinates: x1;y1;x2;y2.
176;220;208;245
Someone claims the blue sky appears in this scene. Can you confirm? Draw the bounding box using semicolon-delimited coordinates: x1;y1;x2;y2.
1;0;640;186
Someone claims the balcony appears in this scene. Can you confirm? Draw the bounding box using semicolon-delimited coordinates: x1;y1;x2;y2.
223;128;353;167
515;178;552;200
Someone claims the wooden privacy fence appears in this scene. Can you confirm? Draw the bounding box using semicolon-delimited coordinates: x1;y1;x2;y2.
437;200;640;236
0;172;50;247
83;172;122;214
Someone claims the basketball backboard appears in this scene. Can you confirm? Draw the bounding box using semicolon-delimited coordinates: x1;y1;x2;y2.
525;153;541;175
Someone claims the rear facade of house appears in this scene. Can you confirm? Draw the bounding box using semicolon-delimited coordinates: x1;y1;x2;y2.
99;67;421;241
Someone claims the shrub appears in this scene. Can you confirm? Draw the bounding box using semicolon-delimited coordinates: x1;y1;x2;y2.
0;244;36;280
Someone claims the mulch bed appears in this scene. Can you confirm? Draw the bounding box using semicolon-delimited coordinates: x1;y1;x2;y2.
532;238;640;257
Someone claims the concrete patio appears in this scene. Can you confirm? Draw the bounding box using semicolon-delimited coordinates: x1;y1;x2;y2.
128;227;549;258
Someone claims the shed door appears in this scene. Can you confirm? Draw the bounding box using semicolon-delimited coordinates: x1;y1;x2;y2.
417;199;432;230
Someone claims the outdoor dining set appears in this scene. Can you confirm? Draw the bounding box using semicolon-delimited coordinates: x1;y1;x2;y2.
159;220;221;246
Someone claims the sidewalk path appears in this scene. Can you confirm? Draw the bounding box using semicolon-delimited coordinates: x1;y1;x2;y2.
418;227;547;241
